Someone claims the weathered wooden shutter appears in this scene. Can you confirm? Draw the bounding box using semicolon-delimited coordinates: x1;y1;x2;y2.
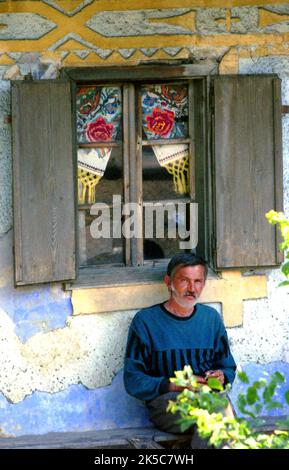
213;75;283;268
12;81;76;285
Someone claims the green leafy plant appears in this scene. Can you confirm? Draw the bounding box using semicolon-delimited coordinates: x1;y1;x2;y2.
167;366;289;449
266;210;289;286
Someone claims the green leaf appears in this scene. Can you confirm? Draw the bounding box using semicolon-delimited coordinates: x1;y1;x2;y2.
252;380;266;389
241;409;257;419
183;365;194;379
174;371;183;379
279;241;288;251
272;371;285;384
278;280;289;287
265;210;279;224
237;394;247;413
197;384;208;394
247;386;259;405
253;404;262;415
238;371;250;384
281;261;289;276
207;377;223;391
265;402;283;411
244;437;258;448
263;382;276;403
285;390;289;405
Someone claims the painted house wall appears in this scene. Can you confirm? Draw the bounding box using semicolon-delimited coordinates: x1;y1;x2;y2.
0;0;289;436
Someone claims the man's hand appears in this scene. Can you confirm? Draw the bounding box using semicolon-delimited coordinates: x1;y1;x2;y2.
204;369;225;385
168;375;207;393
168;371;225;393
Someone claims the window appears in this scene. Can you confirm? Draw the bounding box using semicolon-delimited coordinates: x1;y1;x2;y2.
11;67;283;287
75;81;199;269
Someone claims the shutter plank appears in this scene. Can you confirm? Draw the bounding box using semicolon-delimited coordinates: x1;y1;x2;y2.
193;79;208;259
273;78;284;264
12;81;76;285
214;76;283;268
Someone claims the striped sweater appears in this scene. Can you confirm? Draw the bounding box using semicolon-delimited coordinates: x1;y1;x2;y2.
124;303;236;402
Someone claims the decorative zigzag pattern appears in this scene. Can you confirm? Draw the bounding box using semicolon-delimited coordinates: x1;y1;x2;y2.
1;1;289;65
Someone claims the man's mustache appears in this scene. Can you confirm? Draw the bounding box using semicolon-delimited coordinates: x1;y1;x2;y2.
170;285;196;298
185;292;196;298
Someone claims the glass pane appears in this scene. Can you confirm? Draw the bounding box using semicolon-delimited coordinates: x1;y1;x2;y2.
78;145;124;266
76;86;122;143
78;146;123;205
142;144;190;201
141;83;188;140
143;203;191;260
78;209;123;266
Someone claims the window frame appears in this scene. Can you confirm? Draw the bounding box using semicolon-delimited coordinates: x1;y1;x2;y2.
11;68;282;288
63;64;214;289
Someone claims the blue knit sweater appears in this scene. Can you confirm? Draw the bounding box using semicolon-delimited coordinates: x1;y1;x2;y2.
124;303;236;402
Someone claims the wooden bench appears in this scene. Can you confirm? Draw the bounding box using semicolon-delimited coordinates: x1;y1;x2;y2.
0;427;184;449
0;416;287;449
250;415;289;433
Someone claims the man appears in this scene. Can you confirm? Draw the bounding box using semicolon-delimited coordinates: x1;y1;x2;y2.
123;253;236;434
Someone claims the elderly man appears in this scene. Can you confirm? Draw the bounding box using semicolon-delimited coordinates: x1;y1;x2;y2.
123;253;236;435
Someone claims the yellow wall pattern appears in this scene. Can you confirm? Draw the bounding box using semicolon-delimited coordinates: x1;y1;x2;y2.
1;0;289;68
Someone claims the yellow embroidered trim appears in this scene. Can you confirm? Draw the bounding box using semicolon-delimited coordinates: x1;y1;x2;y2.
162;154;189;195
78;168;102;204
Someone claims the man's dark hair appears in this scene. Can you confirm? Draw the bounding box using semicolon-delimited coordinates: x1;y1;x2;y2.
167;252;208;279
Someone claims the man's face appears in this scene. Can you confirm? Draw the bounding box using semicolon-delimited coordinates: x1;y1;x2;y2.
165;265;206;309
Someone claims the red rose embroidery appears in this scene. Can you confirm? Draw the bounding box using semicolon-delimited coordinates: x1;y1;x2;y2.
86;117;114;141
146;107;175;137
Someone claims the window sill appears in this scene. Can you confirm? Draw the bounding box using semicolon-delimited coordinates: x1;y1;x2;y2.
64;264;219;290
67;265;221;317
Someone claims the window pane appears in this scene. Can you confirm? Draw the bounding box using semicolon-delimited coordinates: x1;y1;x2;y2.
141;83;188;140
78;209;123;266
78;145;124;266
143;203;192;260
78;146;123;205
142;144;190;201
76;86;122;143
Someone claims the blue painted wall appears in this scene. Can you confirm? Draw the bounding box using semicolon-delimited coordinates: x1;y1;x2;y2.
0;364;289;437
230;362;289;417
0;369;151;436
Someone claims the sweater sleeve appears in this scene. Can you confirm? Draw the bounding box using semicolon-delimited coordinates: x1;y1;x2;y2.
213;321;236;385
123;319;166;402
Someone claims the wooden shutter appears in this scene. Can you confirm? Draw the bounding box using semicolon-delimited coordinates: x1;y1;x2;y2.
213;75;283;268
12;81;76;285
